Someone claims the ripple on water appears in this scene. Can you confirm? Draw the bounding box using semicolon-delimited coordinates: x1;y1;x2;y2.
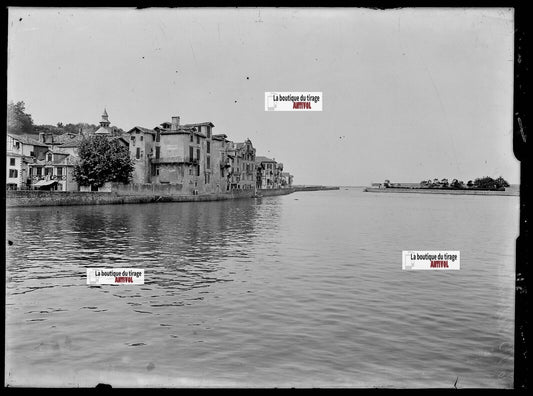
5;191;517;387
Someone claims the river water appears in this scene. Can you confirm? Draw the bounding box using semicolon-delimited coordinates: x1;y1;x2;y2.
5;188;517;388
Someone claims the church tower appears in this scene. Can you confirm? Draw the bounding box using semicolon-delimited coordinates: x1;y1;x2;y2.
95;108;112;135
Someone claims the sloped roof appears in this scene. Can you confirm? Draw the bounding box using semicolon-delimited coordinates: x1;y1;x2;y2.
181;121;215;128
8;133;49;147
255;156;276;163
58;135;85;148
111;136;129;145
212;134;227;141
127;126;156;135
95;126;112;135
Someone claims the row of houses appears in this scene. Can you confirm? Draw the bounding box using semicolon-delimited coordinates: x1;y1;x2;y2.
6;110;294;193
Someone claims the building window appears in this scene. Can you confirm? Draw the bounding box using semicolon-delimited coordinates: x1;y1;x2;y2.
156;131;160;142
155;146;160;159
190;133;193;142
136;147;140;159
207;126;211;139
45;168;53;176
196;135;200;144
57;167;63;177
207;141;210;154
36;167;42;177
207;156;210;169
30;151;34;157
140;135;144;141
15;142;20;149
9;169;18;178
197;148;200;162
189;146;194;162
47;153;53;162
29;168;33;176
196;166;200;177
10;158;15;166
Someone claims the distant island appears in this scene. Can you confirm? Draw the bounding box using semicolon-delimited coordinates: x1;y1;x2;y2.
382;176;510;191
364;176;517;196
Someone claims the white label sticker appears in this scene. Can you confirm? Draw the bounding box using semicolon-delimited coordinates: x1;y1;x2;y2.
265;92;323;111
87;268;145;284
402;251;460;270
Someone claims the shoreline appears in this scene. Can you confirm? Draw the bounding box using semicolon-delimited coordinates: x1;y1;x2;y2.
6;186;340;208
363;187;518;196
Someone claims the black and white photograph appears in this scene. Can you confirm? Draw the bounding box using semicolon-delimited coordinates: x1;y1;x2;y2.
5;7;520;388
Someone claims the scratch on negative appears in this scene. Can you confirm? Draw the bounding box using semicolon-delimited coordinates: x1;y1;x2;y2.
189;43;198;66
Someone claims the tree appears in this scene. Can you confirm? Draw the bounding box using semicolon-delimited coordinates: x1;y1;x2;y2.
74;135;134;188
474;176;498;190
7;101;34;135
495;176;510;189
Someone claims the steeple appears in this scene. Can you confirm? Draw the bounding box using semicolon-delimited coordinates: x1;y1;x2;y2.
95;108;112;135
100;108;110;128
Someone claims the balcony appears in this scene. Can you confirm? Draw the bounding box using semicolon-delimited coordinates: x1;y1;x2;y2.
151;156;193;165
30;175;66;182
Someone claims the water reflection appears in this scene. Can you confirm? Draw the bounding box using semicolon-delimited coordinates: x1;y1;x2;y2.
6;197;281;298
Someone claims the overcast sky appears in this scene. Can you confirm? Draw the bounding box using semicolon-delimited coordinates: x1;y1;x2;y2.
7;7;516;186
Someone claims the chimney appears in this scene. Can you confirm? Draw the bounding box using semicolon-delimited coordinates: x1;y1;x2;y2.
171;116;180;131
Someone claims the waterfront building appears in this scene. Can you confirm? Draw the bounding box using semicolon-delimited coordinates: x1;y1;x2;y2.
225;141;238;190
6;133;48;190
274;162;284;188
28;150;78;191
126;126;156;183
129;116;216;194
233;139;256;190
150;117;203;193
255;156;278;189
212;134;232;192
6;107;292;194
280;172;293;188
179;121;215;193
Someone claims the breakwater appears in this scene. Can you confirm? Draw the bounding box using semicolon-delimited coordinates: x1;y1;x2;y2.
363;187;518;196
292;186;340;192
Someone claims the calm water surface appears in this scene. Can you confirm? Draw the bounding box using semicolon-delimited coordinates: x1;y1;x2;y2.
5;188;517;387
